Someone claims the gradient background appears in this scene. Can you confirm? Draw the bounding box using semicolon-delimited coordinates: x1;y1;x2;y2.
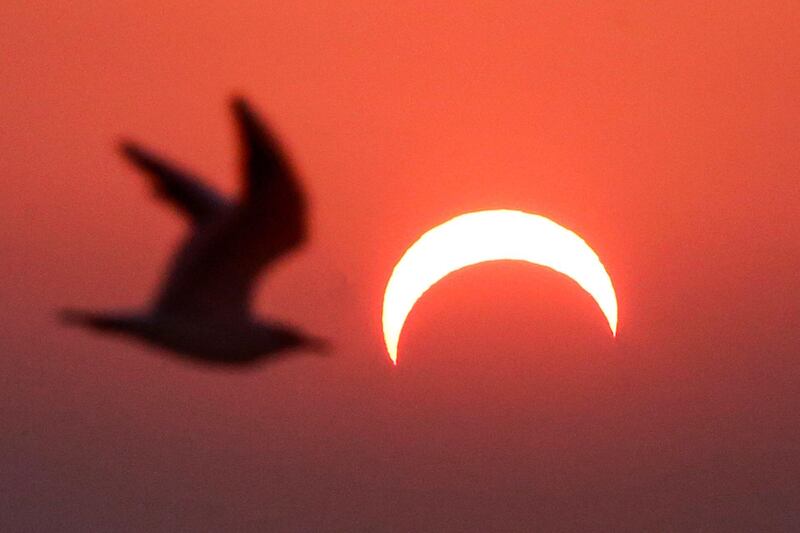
2;2;799;530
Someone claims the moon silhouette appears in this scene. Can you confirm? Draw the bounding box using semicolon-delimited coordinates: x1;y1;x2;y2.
382;209;618;364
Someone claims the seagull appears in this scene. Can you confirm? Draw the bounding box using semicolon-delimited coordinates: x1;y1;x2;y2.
61;97;326;366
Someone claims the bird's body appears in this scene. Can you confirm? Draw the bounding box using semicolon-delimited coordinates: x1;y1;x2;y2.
63;311;313;365
62;98;324;366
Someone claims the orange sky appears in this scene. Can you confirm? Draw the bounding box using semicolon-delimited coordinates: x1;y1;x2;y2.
2;2;799;530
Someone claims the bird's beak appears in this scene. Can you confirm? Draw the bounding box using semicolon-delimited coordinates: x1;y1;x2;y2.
305;336;331;354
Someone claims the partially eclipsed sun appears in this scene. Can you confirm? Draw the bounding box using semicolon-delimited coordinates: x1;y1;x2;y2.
382;209;618;364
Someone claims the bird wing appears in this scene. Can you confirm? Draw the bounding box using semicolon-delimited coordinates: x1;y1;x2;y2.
152;98;307;320
122;142;231;224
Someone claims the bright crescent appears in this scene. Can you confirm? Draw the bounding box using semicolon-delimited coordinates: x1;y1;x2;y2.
382;209;618;364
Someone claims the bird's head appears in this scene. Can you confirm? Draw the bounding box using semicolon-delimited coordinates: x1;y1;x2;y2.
255;323;329;356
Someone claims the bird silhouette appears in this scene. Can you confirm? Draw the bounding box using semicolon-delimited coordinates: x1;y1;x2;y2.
61;97;326;366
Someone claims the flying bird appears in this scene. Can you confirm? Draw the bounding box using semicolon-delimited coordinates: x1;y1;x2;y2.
62;97;326;365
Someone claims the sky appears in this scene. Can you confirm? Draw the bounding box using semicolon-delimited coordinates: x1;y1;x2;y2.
2;1;799;530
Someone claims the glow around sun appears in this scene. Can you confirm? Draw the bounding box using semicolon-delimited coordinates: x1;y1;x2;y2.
382;209;618;364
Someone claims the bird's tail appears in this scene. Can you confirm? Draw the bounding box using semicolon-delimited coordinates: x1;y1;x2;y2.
59;308;141;333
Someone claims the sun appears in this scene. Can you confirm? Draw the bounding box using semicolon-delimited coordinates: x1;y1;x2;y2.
382;209;618;364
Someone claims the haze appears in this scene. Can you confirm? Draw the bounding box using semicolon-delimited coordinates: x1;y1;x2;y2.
2;2;799;530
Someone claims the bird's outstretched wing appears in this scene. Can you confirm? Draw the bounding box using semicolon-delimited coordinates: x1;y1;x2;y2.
122;142;231;224
233;97;307;249
151;97;308;319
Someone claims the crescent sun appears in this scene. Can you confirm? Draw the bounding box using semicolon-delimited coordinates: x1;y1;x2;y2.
382;209;618;364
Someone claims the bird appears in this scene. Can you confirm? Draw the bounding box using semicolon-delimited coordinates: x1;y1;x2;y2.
61;97;327;366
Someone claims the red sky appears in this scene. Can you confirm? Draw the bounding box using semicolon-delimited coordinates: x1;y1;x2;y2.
2;2;799;530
